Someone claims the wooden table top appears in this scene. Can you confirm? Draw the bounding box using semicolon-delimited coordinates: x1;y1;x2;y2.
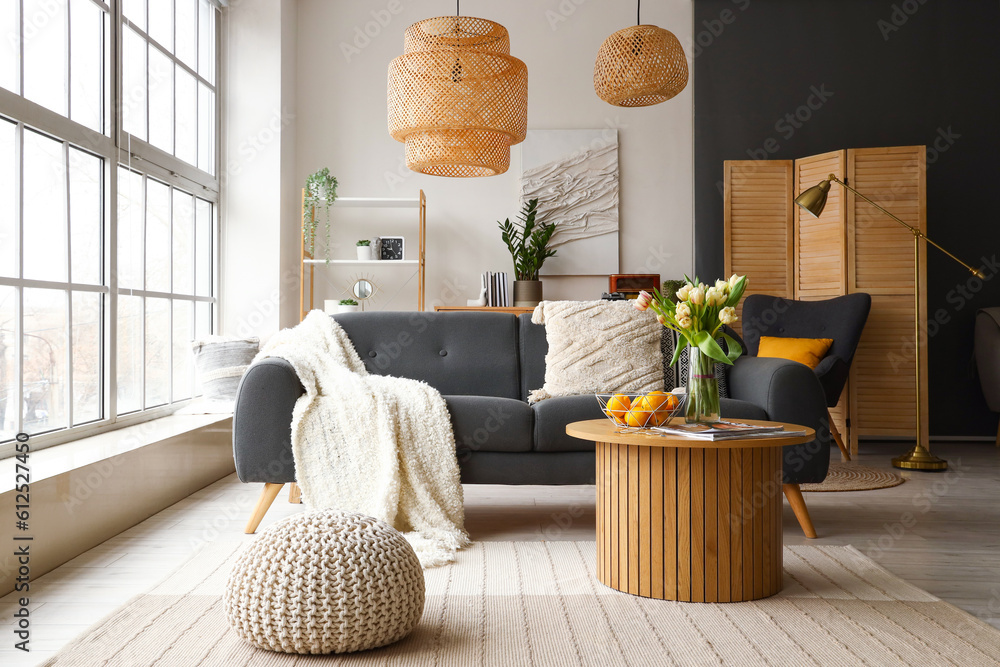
566;419;814;449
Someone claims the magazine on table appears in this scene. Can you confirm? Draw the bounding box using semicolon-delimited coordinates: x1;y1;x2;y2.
651;420;807;441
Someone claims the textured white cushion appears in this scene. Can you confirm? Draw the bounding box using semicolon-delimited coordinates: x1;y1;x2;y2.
224;510;425;654
529;300;663;402
191;335;259;401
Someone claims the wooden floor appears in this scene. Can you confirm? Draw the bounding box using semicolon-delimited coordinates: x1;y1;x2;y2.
1;441;998;665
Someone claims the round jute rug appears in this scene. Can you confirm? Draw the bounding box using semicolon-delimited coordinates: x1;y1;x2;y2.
800;462;905;492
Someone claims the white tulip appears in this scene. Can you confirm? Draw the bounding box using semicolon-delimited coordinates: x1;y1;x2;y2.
676;284;691;301
706;287;724;306
719;307;738;325
688;286;705;305
729;274;742;290
715;279;730;293
675;303;691;320
677;316;693;329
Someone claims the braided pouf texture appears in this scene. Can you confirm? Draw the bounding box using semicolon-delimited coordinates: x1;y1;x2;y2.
223;509;425;654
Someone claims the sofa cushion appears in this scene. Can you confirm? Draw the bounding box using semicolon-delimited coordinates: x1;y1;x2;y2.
533;395;769;453
518;314;547;401
446;395;533;458
533;394;604;453
334;312;521;399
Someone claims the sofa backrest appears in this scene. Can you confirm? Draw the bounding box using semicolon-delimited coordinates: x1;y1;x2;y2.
518;314;548;400
333;311;522;399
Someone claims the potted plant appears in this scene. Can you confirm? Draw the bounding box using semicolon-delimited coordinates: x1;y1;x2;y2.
337;298;360;313
302;168;338;263
356;239;372;261
498;198;557;307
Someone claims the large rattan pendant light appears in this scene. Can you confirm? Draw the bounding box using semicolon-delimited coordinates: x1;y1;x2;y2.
594;0;688;107
387;2;528;177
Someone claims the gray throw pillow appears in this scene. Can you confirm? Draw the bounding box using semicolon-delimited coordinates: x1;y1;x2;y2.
191;336;259;401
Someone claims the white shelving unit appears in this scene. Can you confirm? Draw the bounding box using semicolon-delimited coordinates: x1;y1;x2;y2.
300;190;426;319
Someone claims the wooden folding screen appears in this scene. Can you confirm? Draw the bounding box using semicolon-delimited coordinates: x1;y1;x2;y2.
724;146;928;458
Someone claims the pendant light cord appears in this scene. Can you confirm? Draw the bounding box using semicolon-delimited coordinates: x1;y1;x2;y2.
457;0;460;16
637;0;640;25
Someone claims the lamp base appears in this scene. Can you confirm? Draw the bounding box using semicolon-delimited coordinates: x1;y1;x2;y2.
891;444;948;471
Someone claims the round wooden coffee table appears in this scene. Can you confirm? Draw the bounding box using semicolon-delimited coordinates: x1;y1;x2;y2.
566;419;814;603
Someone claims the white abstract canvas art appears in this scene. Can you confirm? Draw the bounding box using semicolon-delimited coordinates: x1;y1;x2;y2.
520;129;619;276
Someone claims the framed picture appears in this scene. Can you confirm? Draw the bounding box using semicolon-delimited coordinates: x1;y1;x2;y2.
379;236;405;261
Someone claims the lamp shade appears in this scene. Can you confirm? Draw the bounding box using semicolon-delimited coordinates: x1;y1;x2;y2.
794;179;832;218
593;25;688;107
387;16;528;178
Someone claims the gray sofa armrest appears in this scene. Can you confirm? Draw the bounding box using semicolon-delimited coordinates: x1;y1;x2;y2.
232;357;303;484
728;356;831;485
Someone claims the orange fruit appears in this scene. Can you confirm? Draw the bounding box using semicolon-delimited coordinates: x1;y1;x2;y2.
625;407;653;428
636;391;681;426
605;394;631;425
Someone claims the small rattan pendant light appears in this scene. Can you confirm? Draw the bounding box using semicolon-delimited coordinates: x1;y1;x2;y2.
387;3;528;177
593;0;688;107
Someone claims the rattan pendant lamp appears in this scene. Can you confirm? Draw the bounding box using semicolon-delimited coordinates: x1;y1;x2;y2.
387;2;528;177
594;0;688;107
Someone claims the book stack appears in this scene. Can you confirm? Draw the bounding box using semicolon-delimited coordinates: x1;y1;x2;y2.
482;272;510;307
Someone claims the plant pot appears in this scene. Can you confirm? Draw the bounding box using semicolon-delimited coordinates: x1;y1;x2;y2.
513;280;542;307
337;304;361;313
356;246;372;261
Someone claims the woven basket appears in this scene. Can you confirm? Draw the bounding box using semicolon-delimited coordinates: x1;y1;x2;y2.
594;25;688;107
388;16;527;177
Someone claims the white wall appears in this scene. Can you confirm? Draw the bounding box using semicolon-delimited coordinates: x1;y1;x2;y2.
295;0;694;312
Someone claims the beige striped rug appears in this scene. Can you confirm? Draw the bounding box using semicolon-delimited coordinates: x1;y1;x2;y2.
45;541;1000;666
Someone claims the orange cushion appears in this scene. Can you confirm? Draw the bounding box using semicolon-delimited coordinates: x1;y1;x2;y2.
757;336;833;369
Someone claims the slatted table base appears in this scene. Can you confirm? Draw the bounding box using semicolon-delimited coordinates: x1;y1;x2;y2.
595;441;784;602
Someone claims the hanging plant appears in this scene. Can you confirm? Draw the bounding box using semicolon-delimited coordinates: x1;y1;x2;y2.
302;168;339;261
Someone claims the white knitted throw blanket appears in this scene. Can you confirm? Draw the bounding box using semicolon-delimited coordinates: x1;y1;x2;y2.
255;311;469;568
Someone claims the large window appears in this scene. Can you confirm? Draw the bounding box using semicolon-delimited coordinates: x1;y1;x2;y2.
0;0;221;456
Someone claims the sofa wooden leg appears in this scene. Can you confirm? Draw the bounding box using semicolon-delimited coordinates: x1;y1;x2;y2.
828;410;851;462
783;483;817;539
288;482;302;504
245;483;284;534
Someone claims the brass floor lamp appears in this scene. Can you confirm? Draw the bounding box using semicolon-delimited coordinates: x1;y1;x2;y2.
795;174;984;471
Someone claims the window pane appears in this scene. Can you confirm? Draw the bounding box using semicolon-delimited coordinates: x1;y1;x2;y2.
23;0;68;116
69;148;102;285
148;47;174;153
197;83;214;174
172;300;192;400
122;27;147;140
145;179;170;291
148;0;173;53
0;286;15;440
72;291;100;424
23;288;68;434
195;198;211;296
0;0;18;93
116;294;141;413
0;120;15;277
144;297;168;407
198;0;214;84
123;0;146;32
194;300;211;339
172;190;193;294
175;67;196;165
23;130;67;282
116;167;143;289
176;0;196;69
69;0;104;133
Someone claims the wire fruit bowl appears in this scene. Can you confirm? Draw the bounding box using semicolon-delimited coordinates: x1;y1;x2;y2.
595;391;686;431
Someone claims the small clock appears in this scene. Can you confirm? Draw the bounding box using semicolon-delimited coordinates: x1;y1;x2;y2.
379;236;404;261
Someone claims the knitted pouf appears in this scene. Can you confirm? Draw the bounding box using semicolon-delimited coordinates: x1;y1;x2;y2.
223;509;425;654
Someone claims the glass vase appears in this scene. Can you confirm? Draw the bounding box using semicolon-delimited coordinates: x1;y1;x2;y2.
686;346;721;425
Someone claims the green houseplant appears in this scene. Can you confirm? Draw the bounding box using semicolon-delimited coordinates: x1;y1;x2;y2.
302;168;338;262
498;198;557;307
337;298;360;313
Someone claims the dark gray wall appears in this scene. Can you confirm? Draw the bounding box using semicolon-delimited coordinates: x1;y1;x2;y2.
694;0;1000;437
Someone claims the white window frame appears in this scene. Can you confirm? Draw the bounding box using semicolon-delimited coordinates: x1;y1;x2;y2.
0;0;223;458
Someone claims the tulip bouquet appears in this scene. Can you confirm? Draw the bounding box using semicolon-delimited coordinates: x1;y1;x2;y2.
633;275;748;423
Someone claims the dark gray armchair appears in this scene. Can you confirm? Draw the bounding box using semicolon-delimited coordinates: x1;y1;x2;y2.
740;293;872;461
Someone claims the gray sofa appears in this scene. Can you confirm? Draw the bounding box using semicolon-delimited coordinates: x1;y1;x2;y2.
234;312;831;533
